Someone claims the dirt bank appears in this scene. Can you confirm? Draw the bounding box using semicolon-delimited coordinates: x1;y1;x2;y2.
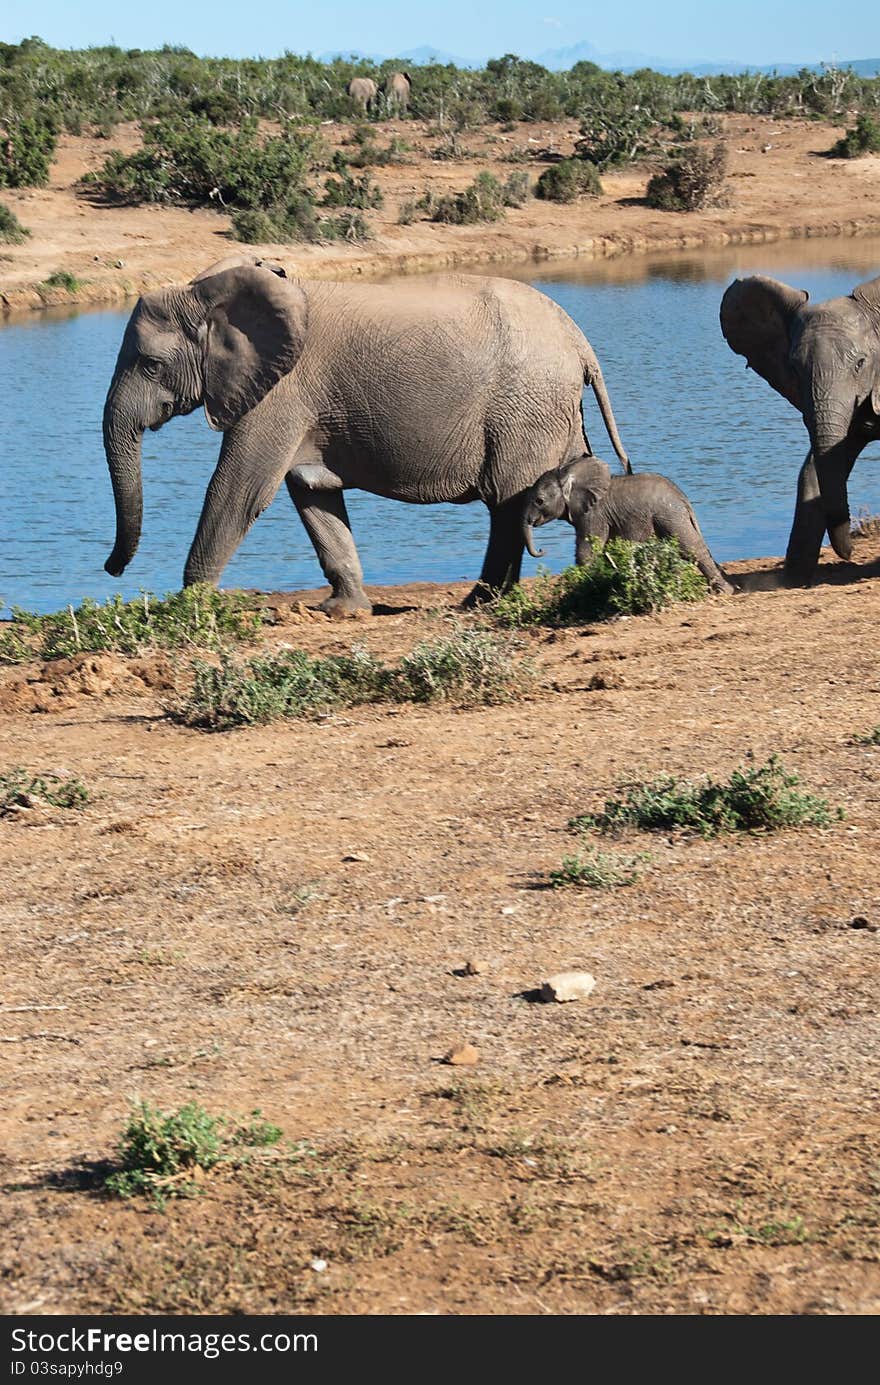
1;112;879;312
1;539;879;1315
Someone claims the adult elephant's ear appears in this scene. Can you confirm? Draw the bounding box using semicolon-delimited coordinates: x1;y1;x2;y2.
720;275;808;410
852;275;880;415
190;265;307;431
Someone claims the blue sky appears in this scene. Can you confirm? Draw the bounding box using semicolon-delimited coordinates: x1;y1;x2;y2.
3;1;878;67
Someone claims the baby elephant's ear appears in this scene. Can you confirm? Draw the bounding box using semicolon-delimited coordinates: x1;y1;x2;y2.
191;265;307;431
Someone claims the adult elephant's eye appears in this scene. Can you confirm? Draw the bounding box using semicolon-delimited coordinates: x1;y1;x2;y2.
855;356;867;374
142;358;162;379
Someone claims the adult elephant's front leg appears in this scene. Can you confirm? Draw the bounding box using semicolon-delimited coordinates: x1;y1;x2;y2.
184;431;291;588
285;477;372;616
464;496;525;606
784;449;830;586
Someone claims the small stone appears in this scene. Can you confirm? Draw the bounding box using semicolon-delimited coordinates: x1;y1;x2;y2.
114;259;125;268
500;905;517;916
342;852;370;863
443;1041;479;1066
462;959;488;976
540;971;596;1003
310;1258;328;1273
849;915;878;932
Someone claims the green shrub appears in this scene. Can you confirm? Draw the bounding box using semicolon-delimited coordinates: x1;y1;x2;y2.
831;114;880;157
646;142;728;211
571;756;841;838
493;539;707;628
179;646;390;729
40;270;82;292
394;629;534;706
0;586;264;663
322;161;383;209
86;117;317;214
398;198;419;225
535;158;603;202
176;629;532;730
500;170;531;207
0;114;57;187
431;172;506;224
549;844;646;888
230;195;322;245
0;768;89;815
0;201;29;243
104;1101;281;1206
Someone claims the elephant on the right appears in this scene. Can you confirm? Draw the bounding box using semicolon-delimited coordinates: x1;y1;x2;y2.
720;272;880;585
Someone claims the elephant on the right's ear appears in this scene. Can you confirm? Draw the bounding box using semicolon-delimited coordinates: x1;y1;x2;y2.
720;272;880;585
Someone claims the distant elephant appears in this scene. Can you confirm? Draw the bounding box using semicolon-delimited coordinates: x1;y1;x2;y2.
721;273;880;585
346;77;378;113
522;455;733;593
381;71;412;114
102;257;631;615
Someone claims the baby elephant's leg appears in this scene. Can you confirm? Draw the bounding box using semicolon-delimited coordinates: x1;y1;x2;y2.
669;510;734;594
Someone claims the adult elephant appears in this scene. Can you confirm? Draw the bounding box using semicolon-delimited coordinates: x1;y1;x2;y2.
720;273;880;584
102;257;631;614
381;70;412;114
346;76;378;113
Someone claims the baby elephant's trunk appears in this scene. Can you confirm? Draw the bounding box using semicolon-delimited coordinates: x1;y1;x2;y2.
523;520;545;559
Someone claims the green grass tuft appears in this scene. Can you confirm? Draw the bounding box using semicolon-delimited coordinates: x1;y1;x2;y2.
549;844;647;889
571;755;841;838
0;201;30;244
0;586;264;663
104;1101;282;1206
0;768;89;815
493;538;708;627
40;269;83;292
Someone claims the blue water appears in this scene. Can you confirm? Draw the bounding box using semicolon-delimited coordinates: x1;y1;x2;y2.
2;239;880;613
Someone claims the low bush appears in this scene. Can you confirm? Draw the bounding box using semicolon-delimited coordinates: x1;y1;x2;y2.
0;768;89;815
39;270;82;293
322;160;383;209
394;629;533;706
493;538;707;628
570;755;841;838
0;587;264;663
230;195;322;245
0;201;29;243
431;172;507;224
0;115;58;188
535;159;602;203
831;114;880;158
549;844;646;889
176;629;533;730
104;1101;282;1206
646;142;728;211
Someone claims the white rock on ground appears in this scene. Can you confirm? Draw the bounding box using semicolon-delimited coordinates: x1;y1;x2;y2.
540;972;596;1003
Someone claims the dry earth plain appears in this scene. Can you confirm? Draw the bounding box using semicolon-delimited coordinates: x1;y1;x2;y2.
1;111;879;309
1;541;879;1315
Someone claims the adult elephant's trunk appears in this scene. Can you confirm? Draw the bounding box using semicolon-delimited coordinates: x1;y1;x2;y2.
582;340;631;474
103;387;144;577
523;521;545;558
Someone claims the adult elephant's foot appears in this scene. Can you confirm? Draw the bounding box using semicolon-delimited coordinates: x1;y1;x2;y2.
318;590;373;619
461;580;500;608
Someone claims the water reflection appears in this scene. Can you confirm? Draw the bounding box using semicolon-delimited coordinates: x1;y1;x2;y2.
1;236;879;613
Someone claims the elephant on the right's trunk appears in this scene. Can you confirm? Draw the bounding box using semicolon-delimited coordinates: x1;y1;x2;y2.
720;273;880;585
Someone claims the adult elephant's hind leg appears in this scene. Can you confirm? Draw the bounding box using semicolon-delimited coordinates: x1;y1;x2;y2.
285;477;372;616
463;496;525;607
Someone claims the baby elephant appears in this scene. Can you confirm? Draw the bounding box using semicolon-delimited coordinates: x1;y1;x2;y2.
522;456;734;593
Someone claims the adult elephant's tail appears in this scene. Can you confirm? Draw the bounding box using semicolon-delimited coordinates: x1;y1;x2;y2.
583;340;632;474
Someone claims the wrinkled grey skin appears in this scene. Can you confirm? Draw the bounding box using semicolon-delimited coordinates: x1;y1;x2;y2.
102;256;631;615
720;273;880;585
346;77;378;112
381;70;411;113
522;455;733;593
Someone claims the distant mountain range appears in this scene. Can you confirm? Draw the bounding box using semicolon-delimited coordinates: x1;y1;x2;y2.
320;41;880;78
